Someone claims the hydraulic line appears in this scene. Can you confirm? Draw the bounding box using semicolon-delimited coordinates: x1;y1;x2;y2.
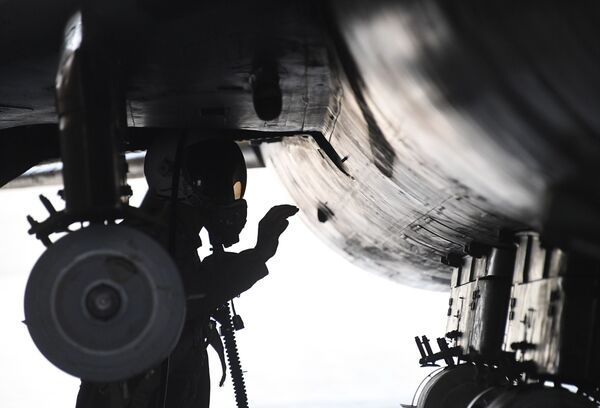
217;301;249;408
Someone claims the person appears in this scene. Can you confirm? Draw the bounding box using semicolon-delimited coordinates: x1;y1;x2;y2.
75;138;298;408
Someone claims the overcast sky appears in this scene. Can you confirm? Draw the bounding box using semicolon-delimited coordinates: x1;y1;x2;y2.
0;168;448;407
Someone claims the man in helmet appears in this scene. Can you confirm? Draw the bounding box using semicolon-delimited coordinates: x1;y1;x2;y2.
75;138;298;408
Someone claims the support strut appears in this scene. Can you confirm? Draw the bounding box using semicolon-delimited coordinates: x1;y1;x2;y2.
55;11;125;218
23;10;186;383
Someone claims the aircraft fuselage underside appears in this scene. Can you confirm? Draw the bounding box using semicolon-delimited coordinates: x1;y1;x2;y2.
5;0;600;290
3;1;600;406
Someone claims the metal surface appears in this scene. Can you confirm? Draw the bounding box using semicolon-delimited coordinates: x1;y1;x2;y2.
487;386;596;408
2;1;600;289
55;11;124;215
466;387;507;408
503;232;600;384
415;335;461;367
24;225;185;382
445;246;514;359
0;125;60;188
0;0;331;132
262;1;600;289
417;364;504;408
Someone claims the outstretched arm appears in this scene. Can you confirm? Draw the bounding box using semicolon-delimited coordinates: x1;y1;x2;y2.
201;204;298;309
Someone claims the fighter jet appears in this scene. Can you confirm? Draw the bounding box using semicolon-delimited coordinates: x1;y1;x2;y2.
2;1;600;407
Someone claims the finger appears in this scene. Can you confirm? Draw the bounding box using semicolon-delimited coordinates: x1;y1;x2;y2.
272;204;298;215
279;206;299;218
262;205;298;224
265;204;298;219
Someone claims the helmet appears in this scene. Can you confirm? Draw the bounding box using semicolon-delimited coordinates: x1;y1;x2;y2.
183;140;248;247
182;139;247;207
145;138;247;205
144;137;248;247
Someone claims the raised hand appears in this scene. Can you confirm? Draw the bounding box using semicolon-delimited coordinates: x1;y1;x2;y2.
255;204;299;262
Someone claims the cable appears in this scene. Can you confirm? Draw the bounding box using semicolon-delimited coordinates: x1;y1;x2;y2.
218;302;249;408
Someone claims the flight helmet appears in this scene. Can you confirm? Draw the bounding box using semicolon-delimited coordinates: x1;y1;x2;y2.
145;137;248;247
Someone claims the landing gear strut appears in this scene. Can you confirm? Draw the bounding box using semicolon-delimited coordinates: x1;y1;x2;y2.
23;11;185;382
413;236;600;407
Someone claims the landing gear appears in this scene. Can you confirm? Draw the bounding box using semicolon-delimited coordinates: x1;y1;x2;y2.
467;387;506;408
23;11;185;381
485;386;595;408
413;234;600;407
417;365;507;408
24;226;184;382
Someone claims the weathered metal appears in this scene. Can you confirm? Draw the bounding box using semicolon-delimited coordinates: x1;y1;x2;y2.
3;1;600;289
55;11;124;216
445;245;514;360
503;232;600;385
417;365;506;408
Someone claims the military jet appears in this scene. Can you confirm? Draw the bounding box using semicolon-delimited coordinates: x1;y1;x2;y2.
2;1;600;407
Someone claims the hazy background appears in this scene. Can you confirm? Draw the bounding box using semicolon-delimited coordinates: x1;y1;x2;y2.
0;167;447;407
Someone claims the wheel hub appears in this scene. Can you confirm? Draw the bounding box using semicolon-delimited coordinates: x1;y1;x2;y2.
24;225;186;382
85;283;122;321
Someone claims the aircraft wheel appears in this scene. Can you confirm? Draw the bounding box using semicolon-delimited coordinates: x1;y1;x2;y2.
467;386;509;408
24;225;186;382
417;364;505;408
487;386;596;408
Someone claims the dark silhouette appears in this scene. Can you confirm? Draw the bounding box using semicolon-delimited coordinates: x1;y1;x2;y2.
75;139;298;408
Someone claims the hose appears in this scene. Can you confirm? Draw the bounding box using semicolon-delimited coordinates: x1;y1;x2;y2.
218;302;249;408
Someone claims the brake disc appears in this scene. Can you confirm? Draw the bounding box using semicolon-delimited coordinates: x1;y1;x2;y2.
24;224;186;382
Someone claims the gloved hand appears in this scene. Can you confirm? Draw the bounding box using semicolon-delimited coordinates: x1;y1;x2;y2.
255;204;299;262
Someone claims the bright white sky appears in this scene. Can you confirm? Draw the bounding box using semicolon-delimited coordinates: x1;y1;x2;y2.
0;168;448;407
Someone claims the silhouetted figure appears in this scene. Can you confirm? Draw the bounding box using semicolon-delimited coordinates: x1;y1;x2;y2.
75;139;297;408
